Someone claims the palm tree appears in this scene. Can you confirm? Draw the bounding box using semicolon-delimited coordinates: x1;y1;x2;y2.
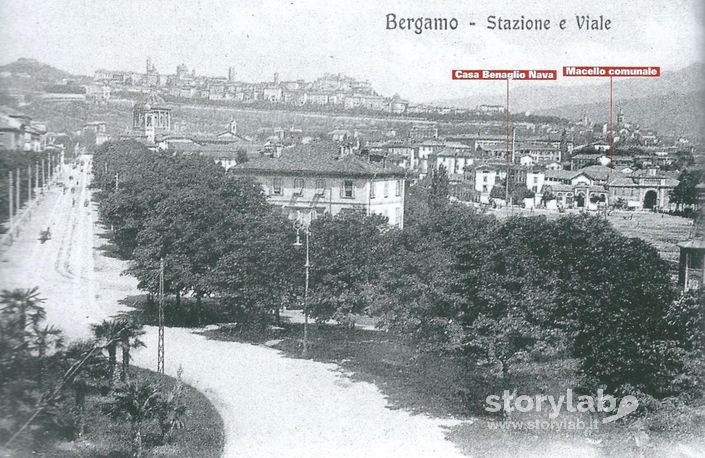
91;319;122;384
31;325;64;358
0;288;46;347
156;367;187;444
30;325;64;388
117;320;145;383
62;340;108;439
103;381;160;458
1;288;48;383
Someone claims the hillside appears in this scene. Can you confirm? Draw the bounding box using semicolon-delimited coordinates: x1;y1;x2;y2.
435;63;704;139
536;90;705;140
0;58;74;81
436;63;703;110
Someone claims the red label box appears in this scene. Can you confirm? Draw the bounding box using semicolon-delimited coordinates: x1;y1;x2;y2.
563;66;660;77
452;69;557;80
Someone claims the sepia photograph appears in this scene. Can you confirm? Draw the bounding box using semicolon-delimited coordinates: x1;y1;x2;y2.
0;0;703;456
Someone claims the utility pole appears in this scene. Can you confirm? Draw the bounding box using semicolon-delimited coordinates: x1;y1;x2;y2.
41;159;46;190
157;257;165;374
35;162;39;193
16;168;20;216
8;171;13;223
293;222;311;358
115;172;119;191
27;164;31;202
505;166;510;208
303;229;310;358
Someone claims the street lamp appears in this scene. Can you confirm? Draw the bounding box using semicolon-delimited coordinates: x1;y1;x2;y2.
293;217;311;357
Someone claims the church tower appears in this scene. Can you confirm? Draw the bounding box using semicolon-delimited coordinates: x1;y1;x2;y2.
617;108;625;126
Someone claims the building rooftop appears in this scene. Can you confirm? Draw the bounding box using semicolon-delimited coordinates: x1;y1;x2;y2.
134;91;170;110
571;153;603;159
545;169;577;180
579;165;616;182
436;148;475;157
543;183;574;193
0;116;20;131
678;239;705;249
607;176;680;187
231;141;405;178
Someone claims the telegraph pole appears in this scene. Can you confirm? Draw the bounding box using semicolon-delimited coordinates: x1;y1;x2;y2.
15;168;20;216
27;164;31;202
8;171;13;223
293;222;311;358
115;172;119;191
157;257;165;374
303;229;310;358
41;159;46;190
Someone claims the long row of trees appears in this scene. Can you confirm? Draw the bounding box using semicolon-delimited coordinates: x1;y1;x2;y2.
93;141;704;406
93;141;299;325
0;148;62;225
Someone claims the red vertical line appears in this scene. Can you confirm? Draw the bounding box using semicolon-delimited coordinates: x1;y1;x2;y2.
506;78;511;205
506;78;510;163
609;76;613;168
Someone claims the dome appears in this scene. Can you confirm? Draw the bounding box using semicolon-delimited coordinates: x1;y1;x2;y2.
134;91;168;111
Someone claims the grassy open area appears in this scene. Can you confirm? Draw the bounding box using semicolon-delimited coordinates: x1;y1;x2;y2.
26;367;224;458
489;207;694;266
605;211;694;264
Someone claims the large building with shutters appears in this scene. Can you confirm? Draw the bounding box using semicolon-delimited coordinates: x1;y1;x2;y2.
230;141;406;228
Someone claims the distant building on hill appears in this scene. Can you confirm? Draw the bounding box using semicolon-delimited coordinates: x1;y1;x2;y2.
408;124;439;140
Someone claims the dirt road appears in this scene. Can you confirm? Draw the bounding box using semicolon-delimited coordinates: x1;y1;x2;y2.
0;157;126;339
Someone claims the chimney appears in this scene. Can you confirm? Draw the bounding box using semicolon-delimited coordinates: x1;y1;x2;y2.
228;119;237;135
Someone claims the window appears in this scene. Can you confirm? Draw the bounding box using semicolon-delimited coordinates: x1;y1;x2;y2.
293;178;304;196
395;179;402;196
273;177;282;195
315;179;326;196
369;181;376;199
533;176;538;183
383;181;389;198
483;175;488;182
341;179;354;198
395;207;401;227
482;184;488;192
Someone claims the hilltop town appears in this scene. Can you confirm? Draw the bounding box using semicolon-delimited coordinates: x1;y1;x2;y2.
1;57;701;220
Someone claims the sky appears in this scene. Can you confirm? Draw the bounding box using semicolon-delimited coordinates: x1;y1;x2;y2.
0;0;702;103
